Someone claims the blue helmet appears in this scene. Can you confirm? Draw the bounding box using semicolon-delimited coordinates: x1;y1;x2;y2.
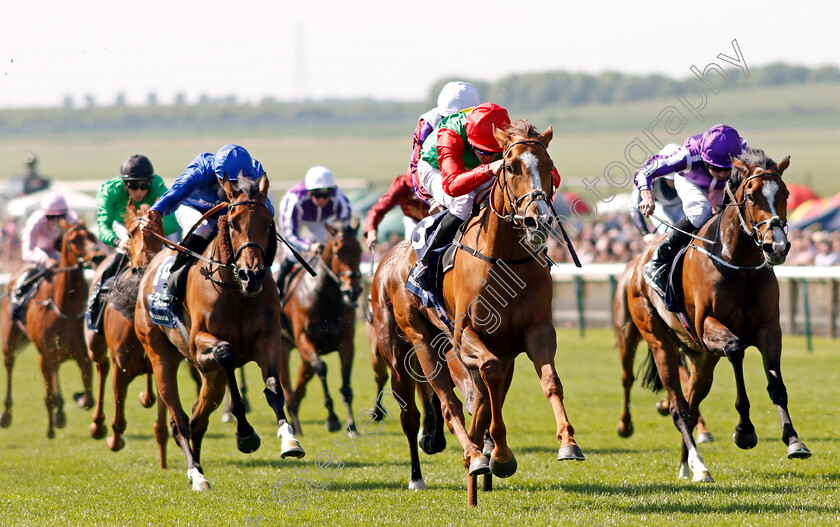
213;144;255;181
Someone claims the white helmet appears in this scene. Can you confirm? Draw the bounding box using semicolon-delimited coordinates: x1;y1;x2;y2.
305;166;335;190
436;81;480;116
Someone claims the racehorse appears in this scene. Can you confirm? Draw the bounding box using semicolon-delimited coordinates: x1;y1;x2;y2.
371;119;583;506
135;174;304;491
614;258;714;443
625;148;811;483
0;219;105;438
85;202;170;467
281;219;363;435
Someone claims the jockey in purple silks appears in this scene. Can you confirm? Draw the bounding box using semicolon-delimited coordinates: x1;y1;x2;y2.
276;166;352;293
634;124;748;294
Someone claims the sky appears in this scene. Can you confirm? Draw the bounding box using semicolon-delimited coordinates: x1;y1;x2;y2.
1;0;838;109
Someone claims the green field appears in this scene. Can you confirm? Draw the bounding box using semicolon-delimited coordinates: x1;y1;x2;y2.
0;327;837;526
1;83;839;198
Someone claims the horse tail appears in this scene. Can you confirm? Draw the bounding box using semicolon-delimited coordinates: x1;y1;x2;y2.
639;346;664;392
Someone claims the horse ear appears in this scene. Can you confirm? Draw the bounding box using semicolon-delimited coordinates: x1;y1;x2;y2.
541;126;553;147
220;173;235;199
349;216;360;232
492;124;510;151
777;156;791;176
258;172;270;196
731;156;749;176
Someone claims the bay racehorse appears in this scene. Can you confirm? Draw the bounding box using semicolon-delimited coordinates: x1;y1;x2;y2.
614;257;714;443
626;148;811;483
371;120;583;506
135;174;304;491
1;219;105;437
86;202;170;467
281;219;363;435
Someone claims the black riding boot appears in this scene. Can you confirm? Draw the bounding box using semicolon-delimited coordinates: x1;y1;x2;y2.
414;211;465;287
86;252;128;334
165;233;210;304
643;218;695;294
276;258;296;296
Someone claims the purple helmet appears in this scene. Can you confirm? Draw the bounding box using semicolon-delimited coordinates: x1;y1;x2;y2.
700;124;746;168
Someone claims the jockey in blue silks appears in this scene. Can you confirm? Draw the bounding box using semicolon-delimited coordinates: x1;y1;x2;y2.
634;124;747;294
140;144;274;305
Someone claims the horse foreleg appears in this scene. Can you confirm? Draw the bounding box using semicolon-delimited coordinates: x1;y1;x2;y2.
393;372;424;489
73;344;95;410
276;338;301;435
1;340;17;428
617;321;642;438
259;359;305;459
89;357;109;439
154;385;169;469
756;327;811;458
107;364;130;452
297;333;340;432
189;369;228;460
40;354;63;438
338;338;357;435
367;320;390;421
196;334;259;455
524;324;584;463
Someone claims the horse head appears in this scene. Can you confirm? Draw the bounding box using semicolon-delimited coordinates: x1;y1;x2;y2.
220;173;275;296
491;119;555;247
58;218;106;268
322;217;363;306
730;150;791;266
126;202;161;268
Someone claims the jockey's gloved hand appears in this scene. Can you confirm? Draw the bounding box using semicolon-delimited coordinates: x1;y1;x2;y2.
310;242;325;254
141;210;162;232
364;231;377;250
117;239;130;253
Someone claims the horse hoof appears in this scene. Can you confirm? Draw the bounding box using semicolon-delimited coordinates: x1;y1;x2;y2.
54;412;67;429
107;435;126;452
419;435;439;455
188;467;210;491
408;478;426;490
787;441;812;459
468;455;490;476
74;392;93;409
370;407;385;422
490;454;517;478
696;432;715;444
557;444;585;461
617;422;634;438
692;470;714;483
483;436;495;457
732;429;758;450
220;411;233;424
0;412;12;428
47;428;55;439
138;391;155;408
89;422;107;440
326;415;342;432
656;399;670;416
280;439;305;459
236;430;261;454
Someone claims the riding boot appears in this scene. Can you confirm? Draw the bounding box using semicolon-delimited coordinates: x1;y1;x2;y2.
414;211;464;287
165;233;210;304
275;258;296;296
10;268;42;322
86;252;127;333
643;218;695;294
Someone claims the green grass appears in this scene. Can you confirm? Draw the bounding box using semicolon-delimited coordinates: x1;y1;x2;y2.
0;327;837;526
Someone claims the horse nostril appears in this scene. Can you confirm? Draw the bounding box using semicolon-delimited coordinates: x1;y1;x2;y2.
523;217;538;230
238;269;249;282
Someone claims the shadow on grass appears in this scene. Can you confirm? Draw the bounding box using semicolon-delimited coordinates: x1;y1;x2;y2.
213;457;412;470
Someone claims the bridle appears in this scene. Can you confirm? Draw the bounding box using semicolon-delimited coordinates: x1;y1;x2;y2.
319;229;363;304
724;171;788;248
53;224;98;273
488;139;553;227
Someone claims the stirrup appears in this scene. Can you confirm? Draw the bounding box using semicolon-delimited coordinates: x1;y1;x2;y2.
643;262;666;295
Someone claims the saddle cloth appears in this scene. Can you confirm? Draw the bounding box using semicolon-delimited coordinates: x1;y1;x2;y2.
146;254;181;328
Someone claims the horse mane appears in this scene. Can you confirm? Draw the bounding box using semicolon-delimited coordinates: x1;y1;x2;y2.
106;268;145;321
723;147;778;204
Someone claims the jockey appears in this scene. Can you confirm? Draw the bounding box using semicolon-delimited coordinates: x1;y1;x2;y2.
276;166;352;292
140;144;274;306
85;155;178;333
635;124;747;293
364;81;479;250
629;173;686;242
10;192;80;318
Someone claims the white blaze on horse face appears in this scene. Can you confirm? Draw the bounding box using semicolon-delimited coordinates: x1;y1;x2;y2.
519;151;551;218
761;180;788;248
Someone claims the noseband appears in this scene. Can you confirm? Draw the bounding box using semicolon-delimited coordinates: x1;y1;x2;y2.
489;140;553;226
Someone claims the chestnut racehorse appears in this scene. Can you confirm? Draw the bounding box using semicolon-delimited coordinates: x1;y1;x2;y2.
135;174;304;491
281;219;363;435
371;120;583;506
626;149;811;483
86;202;170;467
1;219;105;438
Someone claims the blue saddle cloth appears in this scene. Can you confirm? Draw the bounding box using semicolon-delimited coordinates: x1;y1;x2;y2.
405;246;453;331
145;255;182;328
